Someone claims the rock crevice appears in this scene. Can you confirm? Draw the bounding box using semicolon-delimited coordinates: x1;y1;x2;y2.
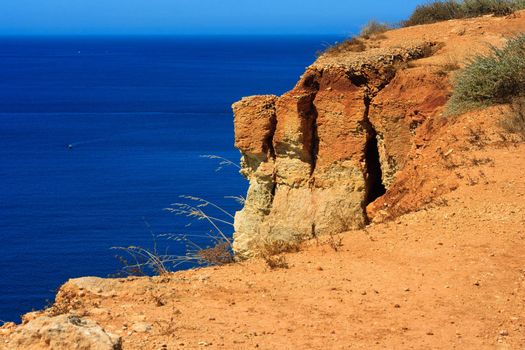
233;42;444;257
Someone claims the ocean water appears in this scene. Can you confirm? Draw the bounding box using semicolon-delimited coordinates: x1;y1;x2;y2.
0;35;340;322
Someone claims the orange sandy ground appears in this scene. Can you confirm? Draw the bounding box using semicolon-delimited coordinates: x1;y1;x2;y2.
5;142;521;350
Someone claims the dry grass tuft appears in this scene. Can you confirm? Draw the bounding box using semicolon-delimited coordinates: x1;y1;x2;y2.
327;232;344;252
197;241;234;266
500;96;525;138
360;20;391;39
316;20;393;57
113;195;239;276
264;255;289;270
252;237;301;270
317;37;366;57
436;55;461;76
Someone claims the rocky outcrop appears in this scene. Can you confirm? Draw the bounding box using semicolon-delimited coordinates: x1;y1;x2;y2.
232;42;450;257
3;314;121;350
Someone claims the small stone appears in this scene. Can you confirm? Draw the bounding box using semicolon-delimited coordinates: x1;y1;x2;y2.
451;26;466;36
499;330;509;336
426;331;434;335
131;322;152;333
394;304;401;308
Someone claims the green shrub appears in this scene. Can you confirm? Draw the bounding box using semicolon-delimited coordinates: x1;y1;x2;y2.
447;34;525;115
462;0;517;16
403;1;463;26
403;0;525;27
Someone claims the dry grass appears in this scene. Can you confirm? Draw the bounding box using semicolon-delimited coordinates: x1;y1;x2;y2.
500;96;525;138
360;20;391;39
264;255;289;270
436;55;461;76
327;232;344;252
154;306;180;337
317;37;366;57
197;241;234;265
113;196;238;276
252;237;301;270
316;20;394;57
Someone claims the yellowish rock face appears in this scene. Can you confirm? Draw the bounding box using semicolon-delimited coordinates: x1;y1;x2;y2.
232;43;445;257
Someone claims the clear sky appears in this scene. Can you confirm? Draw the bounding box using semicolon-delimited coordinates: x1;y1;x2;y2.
0;0;428;36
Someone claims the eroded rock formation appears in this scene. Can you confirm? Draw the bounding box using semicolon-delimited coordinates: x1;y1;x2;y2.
4;314;121;350
233;43;450;256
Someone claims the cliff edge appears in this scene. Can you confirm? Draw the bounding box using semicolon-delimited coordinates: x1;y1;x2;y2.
232;11;525;256
2;11;525;350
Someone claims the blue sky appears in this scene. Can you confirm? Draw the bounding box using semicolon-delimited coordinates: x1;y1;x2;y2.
0;0;427;35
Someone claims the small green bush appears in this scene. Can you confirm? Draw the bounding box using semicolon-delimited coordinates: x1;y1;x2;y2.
403;0;525;27
447;34;525;115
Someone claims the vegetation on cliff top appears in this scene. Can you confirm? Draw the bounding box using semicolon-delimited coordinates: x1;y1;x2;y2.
319;0;524;57
447;34;525;115
403;0;525;27
317;20;390;56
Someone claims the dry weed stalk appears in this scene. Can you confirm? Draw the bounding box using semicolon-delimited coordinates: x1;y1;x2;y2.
114;195;239;275
252;236;302;270
113;154;244;276
327;232;344;252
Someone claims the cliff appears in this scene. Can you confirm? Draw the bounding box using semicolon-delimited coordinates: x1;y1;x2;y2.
232;11;525;256
2;11;525;350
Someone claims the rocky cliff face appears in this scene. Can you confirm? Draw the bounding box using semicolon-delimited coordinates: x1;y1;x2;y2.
232;42;451;256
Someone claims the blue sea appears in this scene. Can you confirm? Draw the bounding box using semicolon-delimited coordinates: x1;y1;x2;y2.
0;35;340;322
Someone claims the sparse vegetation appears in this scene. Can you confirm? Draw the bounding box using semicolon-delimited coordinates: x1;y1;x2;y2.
403;0;525;27
327;232;344;252
465;126;488;148
403;0;462;26
436;55;461;76
264;255;289;269
500;95;525;138
113;155;242;276
317;37;366;57
113;196;237;276
316;20;392;57
447;34;525;115
359;20;391;39
154;306;180;337
318;0;525;57
253;237;301;270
